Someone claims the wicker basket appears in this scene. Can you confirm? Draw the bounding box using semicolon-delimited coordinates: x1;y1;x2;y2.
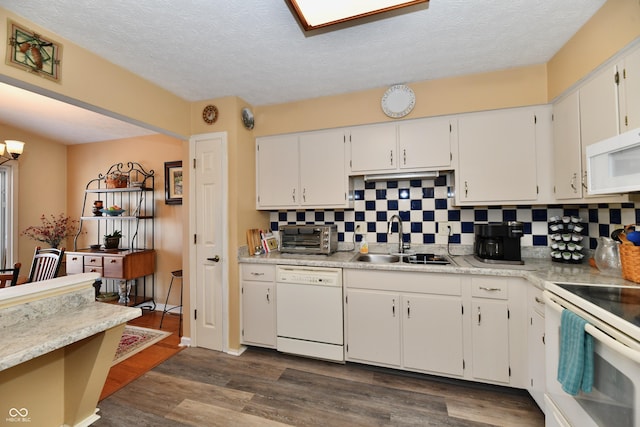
105;176;128;188
619;244;640;283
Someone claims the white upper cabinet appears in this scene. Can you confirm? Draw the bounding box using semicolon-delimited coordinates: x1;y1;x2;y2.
618;46;640;132
256;129;349;209
552;91;583;200
349;117;454;175
349;123;397;173
256;134;299;208
579;65;620;148
455;106;546;205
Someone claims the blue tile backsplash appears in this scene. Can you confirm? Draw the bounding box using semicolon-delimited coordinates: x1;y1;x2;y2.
270;176;639;251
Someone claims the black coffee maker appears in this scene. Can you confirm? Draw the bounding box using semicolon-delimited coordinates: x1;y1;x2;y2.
474;222;524;265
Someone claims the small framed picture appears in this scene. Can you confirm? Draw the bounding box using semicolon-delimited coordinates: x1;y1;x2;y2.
164;161;183;205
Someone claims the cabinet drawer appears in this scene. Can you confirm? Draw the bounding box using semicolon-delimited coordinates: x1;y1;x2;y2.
103;256;124;278
84;266;103;275
66;254;83;275
84;256;103;267
242;264;275;282
471;278;508;300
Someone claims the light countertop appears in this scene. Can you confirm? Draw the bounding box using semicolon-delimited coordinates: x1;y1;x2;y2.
0;273;141;371
239;250;636;289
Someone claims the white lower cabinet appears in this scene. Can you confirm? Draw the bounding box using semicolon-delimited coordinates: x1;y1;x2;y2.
240;264;277;348
527;286;546;411
344;269;464;377
345;289;401;366
402;293;464;376
471;298;510;383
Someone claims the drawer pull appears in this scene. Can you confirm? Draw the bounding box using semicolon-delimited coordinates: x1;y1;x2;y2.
251;272;265;276
90;259;97;263
71;257;79;261
535;296;544;305
110;259;117;263
479;286;501;292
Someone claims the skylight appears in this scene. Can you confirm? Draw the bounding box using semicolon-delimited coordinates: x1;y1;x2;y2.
287;0;429;31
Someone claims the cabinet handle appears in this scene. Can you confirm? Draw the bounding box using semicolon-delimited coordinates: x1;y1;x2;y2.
582;171;588;190
477;306;482;325
392;298;396;317
407;300;411;319
390;150;393;166
303;188;306;202
292;188;296;203
250;272;265;276
90;259;97;263
479;286;501;292
403;148;407;165
464;181;468;197
266;288;270;303
570;173;577;192
534;296;544;305
72;257;78;261
542;333;545;345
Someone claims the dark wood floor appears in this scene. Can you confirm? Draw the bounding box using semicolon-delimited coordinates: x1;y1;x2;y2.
95;331;545;427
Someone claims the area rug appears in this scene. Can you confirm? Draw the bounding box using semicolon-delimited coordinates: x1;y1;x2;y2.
112;325;171;366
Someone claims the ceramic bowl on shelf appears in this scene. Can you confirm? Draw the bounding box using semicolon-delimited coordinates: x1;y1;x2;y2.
100;208;125;216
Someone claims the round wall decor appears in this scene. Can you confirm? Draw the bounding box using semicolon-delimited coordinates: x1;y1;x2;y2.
202;104;218;124
381;84;416;118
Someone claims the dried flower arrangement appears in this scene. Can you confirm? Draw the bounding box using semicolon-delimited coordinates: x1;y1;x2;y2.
21;213;79;248
105;171;129;188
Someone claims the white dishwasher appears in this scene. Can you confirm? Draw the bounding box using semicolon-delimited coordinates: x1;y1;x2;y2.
276;265;344;362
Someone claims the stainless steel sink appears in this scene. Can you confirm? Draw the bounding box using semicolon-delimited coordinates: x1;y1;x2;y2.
354;254;400;264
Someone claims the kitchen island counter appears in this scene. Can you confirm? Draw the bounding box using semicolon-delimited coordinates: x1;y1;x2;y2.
0;273;141;426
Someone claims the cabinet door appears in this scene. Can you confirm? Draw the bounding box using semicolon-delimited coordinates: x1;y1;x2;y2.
580;65;619;148
349;123;397;173
553;92;583;200
345;289;400;367
402;294;464;376
299;129;347;207
66;254;83;275
256;134;299;208
620;47;640;132
398;117;452;170
241;281;276;347
528;306;545;409
457;108;537;203
471;299;510;383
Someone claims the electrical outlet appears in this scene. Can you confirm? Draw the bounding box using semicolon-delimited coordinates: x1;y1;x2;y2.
438;222;452;236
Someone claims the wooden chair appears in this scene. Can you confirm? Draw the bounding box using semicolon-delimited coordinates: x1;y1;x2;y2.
27;247;65;283
0;263;21;287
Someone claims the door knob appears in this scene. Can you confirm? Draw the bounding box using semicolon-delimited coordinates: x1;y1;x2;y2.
207;256;220;262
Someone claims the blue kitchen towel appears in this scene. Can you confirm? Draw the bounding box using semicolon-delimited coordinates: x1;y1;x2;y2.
557;309;594;395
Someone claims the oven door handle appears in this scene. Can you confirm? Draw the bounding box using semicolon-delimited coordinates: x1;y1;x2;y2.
544;292;640;364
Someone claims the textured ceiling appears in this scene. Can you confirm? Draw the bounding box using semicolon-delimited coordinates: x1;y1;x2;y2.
0;0;606;144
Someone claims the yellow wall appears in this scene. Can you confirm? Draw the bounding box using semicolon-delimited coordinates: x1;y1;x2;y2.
1;121;68;265
255;64;548;136
0;8;190;139
66;135;184;306
548;0;640;100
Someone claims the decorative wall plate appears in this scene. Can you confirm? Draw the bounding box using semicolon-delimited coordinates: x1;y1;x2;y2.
241;107;255;130
202;104;218;124
381;84;415;118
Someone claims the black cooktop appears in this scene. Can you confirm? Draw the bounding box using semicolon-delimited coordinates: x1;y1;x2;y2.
556;283;640;329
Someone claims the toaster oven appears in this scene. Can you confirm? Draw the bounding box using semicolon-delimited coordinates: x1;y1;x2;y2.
279;225;338;255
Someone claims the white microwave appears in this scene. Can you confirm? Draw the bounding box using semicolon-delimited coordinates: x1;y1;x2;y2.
586;127;640;194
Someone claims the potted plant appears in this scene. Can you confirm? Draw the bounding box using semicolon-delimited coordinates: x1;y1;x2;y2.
104;230;122;249
21;213;80;249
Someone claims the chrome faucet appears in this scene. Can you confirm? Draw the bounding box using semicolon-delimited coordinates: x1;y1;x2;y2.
387;214;404;254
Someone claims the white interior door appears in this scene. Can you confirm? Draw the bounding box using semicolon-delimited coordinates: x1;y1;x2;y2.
190;132;227;351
